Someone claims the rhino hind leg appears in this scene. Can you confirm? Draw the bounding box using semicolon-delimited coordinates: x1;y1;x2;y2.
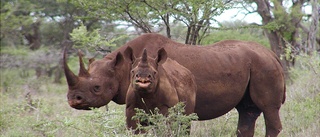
248;71;284;137
235;88;262;137
261;108;282;137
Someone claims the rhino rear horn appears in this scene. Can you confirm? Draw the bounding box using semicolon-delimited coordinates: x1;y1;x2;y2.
78;50;90;77
63;48;79;87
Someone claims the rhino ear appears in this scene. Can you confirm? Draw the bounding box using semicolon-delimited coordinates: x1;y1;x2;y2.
89;58;95;65
123;46;135;63
156;48;167;64
87;58;95;72
110;51;125;68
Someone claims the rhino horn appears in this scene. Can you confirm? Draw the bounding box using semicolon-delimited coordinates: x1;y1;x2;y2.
63;48;79;87
139;49;148;67
78;50;90;77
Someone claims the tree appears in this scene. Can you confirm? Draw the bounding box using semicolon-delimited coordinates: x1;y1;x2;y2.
238;0;319;73
170;0;233;44
141;0;234;44
202;20;270;48
72;0;234;44
0;0;111;83
307;0;319;54
0;0;41;49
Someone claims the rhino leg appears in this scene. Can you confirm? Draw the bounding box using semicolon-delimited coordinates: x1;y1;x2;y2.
236;90;262;137
262;108;282;137
126;107;137;132
249;73;284;137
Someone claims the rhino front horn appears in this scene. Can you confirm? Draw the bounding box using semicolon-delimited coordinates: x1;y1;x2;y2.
138;49;148;67
63;48;79;87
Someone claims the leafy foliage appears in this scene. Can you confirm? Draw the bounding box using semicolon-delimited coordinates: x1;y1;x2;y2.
267;0;303;42
283;52;320;136
0;0;38;46
40;21;64;46
71;25;110;50
70;24;128;56
132;102;198;137
71;0;234;44
288;52;320;98
201;21;270;48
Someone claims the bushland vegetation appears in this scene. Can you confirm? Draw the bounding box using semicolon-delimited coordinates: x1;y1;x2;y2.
1;0;319;136
1;47;319;137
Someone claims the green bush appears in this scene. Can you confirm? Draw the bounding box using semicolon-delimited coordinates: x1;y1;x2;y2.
281;52;320;136
70;24;127;53
201;29;270;48
288;52;320;100
133;102;198;137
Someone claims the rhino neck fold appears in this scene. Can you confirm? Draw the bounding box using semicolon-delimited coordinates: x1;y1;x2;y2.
111;62;131;104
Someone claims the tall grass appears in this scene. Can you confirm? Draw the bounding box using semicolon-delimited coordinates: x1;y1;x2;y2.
280;52;320;136
0;53;319;137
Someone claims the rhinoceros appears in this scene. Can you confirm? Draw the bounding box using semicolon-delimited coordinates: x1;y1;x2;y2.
125;48;196;133
64;33;286;137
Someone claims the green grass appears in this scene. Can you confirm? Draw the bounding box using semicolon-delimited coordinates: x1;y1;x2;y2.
1;53;319;137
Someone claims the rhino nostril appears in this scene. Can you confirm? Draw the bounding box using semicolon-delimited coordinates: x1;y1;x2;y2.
76;95;82;100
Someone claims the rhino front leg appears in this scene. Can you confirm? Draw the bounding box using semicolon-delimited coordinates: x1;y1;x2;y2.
126;107;141;134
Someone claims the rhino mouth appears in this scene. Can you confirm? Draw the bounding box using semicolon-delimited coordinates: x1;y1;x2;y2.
135;79;152;88
74;105;92;110
68;100;91;110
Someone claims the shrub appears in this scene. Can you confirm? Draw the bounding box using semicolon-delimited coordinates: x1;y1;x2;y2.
132;102;198;137
281;52;320;136
288;52;320;100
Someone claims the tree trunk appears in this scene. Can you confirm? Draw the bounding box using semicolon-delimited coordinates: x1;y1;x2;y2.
185;26;191;44
190;24;197;45
54;62;63;83
164;13;171;39
307;0;319;54
186;23;200;45
255;0;281;54
24;21;41;50
254;0;289;75
187;24;197;45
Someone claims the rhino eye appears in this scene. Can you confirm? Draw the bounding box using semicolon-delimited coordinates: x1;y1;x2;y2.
93;86;100;92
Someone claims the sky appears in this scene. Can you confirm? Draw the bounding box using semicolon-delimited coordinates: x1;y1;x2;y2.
215;8;262;24
215;3;313;25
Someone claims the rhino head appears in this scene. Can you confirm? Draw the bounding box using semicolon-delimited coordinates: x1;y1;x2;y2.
130;48;167;94
63;48;131;110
